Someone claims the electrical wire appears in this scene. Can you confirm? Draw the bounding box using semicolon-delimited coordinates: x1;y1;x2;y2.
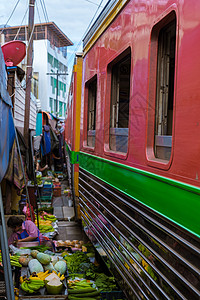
84;0;103;7
0;0;21;34
39;0;49;22
14;7;29;40
38;0;58;59
67;0;105;66
40;0;49;22
35;0;47;51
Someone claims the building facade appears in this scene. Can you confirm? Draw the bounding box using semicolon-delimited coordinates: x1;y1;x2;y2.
0;22;73;118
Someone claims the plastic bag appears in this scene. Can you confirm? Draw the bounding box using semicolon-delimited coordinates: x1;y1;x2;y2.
9;244;31;255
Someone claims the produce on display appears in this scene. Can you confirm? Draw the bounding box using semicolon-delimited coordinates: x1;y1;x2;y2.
44;262;55;272
45;272;60;282
18;256;32;267
20;277;45;294
35;218;52;226
95;274;117;292
46;277;63;295
28;259;44;274
54;260;67;274
36;252;51;265
43;214;57;222
22;245;49;252
35;173;43;185
68;279;100;300
39;224;54;233
30;250;39;258
64;251;90;273
0;254;22;268
30;270;51;280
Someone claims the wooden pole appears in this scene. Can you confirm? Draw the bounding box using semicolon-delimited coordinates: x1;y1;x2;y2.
24;0;35;146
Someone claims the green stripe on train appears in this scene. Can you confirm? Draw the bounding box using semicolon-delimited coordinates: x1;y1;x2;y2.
65;144;79;164
79;151;200;238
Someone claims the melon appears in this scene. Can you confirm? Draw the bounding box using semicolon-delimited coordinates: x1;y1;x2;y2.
31;250;39;258
44;262;55;272
37;252;51;265
28;259;44;274
19;256;32;267
46;277;63;295
54;261;67;275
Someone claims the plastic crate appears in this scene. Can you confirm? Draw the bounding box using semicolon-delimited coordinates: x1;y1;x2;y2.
40;195;52;202
41;185;53;197
43;183;53;189
100;291;125;300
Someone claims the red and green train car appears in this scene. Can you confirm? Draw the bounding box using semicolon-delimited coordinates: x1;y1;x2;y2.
65;0;200;299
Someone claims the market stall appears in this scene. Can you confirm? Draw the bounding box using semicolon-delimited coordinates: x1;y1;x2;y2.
10;237;125;300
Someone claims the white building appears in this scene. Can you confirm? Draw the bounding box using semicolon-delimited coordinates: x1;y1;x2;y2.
1;22;73;118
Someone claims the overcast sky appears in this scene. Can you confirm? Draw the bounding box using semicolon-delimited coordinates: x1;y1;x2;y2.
0;0;109;82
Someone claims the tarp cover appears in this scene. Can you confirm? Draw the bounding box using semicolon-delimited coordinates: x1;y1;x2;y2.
0;47;15;182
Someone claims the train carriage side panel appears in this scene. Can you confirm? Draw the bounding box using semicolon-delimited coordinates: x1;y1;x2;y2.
79;0;200;299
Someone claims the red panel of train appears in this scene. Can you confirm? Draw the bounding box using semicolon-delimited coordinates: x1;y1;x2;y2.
65;1;200;299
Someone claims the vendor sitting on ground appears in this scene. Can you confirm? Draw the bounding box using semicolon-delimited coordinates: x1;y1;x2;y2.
7;216;54;251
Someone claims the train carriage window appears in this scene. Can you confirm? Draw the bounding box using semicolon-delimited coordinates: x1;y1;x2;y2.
109;51;131;153
154;19;176;160
86;76;97;147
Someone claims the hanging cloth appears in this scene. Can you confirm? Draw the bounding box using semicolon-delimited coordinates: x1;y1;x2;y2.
40;125;51;156
4;140;25;190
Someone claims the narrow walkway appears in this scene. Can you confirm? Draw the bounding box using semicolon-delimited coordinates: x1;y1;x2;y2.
53;196;75;221
52;179;88;242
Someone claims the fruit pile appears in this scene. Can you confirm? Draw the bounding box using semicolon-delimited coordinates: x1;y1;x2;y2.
20;277;45;294
19;250;67;295
68;279;100;300
0;253;22;268
35;213;57;233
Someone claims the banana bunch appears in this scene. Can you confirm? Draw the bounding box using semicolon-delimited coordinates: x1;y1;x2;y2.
35;218;52;226
43;214;57;222
20;271;49;285
21;278;44;294
0;254;21;268
30;270;50;280
14;287;19;300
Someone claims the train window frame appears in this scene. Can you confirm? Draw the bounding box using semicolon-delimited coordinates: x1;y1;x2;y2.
83;75;97;150
104;47;131;159
146;9;178;170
